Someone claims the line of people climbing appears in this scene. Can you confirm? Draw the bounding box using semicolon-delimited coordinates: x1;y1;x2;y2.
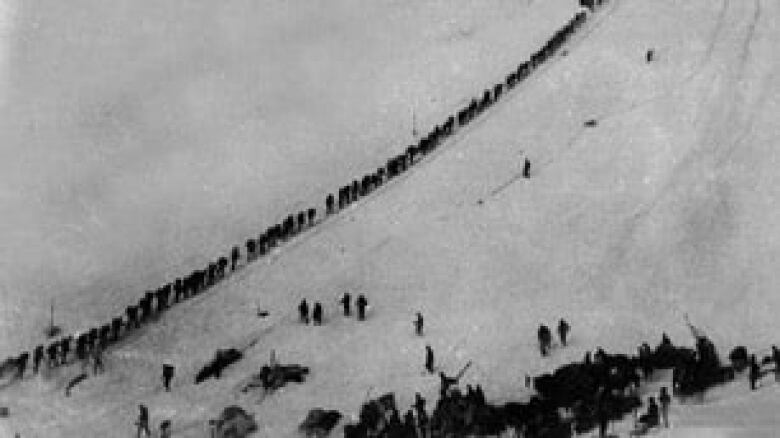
2;2;592;388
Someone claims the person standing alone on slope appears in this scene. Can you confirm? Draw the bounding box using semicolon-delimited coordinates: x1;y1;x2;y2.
425;345;435;374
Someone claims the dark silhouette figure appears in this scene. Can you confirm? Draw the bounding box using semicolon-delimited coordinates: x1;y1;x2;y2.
326;194;335;214
298;299;310;324
60;336;71;365
47;343;58;368
307;208;316;225
340;293;352;317
312;302;323;325
414;312;424;336
413;392;426;418
523;158;531;178
16;351;30;379
111;317;123;342
356;295;368;321
137;404;151;438
33;345;44;374
425;345;435;374
162;364;175;391
659;386;671;428
749;355;760;390
231;246;240;271
537;324;552;356
557;318;570;347
772;345;780;382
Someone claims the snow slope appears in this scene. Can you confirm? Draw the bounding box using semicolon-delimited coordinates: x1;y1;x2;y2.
0;0;576;355
3;0;780;436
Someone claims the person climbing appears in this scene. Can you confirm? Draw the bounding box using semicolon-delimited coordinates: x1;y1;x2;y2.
557;318;570;347
659;387;671;428
32;345;44;374
136;404;151;438
162;364;175;392
749;354;761;390
356;294;368;321
298;299;310;324
425;345;435;374
16;352;28;379
47;343;58;368
92;345;104;374
312;302;323;325
414;312;424;336
339;293;351;317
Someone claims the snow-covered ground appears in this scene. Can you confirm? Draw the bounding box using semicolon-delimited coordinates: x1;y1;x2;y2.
2;0;780;436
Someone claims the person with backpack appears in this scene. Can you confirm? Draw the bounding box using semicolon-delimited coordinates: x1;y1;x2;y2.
312;302;323;325
356;294;368;321
339;293;352;317
162;364;175;391
414;312;424;336
537;325;552;356
298;299;310;324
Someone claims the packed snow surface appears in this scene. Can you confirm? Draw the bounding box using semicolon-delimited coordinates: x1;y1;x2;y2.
2;0;780;436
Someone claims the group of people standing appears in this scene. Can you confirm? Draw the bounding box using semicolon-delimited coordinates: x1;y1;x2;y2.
298;293;370;325
537;318;570;357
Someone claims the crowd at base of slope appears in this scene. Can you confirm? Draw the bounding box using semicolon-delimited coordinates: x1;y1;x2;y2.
342;323;780;438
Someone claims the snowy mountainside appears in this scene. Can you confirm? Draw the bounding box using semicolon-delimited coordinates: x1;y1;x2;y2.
2;0;780;436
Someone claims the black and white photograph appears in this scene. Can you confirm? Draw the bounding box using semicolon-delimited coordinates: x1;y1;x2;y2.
1;0;779;436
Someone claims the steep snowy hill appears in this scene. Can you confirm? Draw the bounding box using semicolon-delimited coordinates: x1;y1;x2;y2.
0;0;576;355
2;0;780;436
